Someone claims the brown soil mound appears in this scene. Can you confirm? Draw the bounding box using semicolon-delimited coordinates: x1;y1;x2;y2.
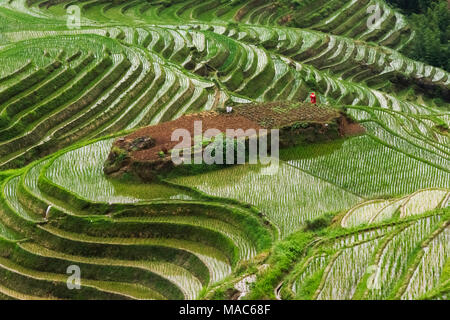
234;102;340;128
338;116;366;136
119;111;262;162
118;102;351;162
105;102;366;180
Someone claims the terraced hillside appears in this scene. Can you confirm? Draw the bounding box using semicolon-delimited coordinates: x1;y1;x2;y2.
0;0;449;300
284;208;450;300
0;138;273;299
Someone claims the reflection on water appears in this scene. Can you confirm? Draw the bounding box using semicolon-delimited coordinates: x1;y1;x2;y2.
279;139;345;161
108;178;194;201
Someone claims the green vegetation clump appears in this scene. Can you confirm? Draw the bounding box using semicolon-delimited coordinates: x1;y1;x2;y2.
247;232;314;299
304;213;334;232
103;146;129;175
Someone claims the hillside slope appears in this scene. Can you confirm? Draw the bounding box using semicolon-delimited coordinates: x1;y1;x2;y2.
0;0;448;300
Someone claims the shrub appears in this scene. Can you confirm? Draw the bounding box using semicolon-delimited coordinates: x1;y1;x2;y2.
304;213;334;231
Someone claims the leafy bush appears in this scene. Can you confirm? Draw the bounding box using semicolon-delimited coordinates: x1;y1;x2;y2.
304;213;334;231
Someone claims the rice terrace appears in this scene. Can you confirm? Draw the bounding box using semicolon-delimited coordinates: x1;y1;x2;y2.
0;0;448;302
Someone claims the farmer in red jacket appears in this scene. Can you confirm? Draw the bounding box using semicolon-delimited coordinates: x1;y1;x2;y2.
310;92;317;104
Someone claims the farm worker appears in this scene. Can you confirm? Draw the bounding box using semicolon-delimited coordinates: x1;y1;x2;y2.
310;92;317;104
